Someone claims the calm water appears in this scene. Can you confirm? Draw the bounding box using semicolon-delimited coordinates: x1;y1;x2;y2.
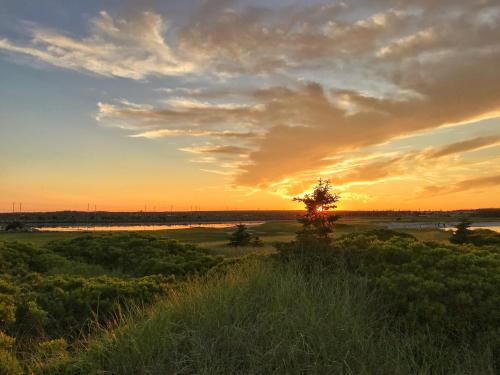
384;222;500;233
442;225;500;233
36;222;264;232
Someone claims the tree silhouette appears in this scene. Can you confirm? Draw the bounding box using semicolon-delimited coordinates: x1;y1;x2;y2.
4;221;25;231
228;224;252;247
294;179;340;244
450;217;472;244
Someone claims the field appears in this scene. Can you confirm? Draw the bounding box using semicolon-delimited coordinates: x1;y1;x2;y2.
1;219;499;374
0;219;452;248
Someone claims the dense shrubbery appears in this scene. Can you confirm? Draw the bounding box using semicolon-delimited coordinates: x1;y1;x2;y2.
466;229;500;247
0;234;222;372
45;234;221;277
278;231;500;339
4;274;170;339
53;259;497;375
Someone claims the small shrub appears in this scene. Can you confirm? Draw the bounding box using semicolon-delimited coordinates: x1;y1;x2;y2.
450;217;473;244
227;224;252;247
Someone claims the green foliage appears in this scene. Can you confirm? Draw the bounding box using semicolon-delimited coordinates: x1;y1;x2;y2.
45;234;221;277
340;228;416;241
14;300;48;338
293;179;339;244
0;348;22;375
30;338;69;373
463;229;500;247
56;260;496;375
0;331;21;375
3;222;25;232
278;233;500;338
0;332;15;351
0;234;223;371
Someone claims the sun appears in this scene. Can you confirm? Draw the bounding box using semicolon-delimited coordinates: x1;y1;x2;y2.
316;205;324;212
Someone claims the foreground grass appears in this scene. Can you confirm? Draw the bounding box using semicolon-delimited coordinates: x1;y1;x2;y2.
55;259;495;375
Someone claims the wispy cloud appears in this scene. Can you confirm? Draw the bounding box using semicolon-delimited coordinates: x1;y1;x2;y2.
179;145;250;155
420;175;500;197
0;11;194;79
424;135;500;159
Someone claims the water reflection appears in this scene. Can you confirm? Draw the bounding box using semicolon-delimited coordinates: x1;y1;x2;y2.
385;222;500;233
36;222;263;232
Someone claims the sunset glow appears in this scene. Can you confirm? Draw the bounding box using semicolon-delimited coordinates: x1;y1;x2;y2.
1;0;499;211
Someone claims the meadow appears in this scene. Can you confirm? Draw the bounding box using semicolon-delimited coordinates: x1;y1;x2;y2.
1;220;499;374
0;219;451;247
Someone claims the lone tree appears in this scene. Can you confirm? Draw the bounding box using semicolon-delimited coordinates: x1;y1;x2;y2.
228;224;252;247
294;179;340;244
450;217;473;244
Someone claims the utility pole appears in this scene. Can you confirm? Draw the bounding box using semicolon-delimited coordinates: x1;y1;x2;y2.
12;202;15;213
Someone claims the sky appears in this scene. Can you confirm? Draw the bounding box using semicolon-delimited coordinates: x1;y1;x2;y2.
0;0;499;212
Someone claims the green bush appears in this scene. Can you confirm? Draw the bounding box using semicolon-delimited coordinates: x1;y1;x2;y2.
45;234;222;277
468;229;500;247
340;228;416;241
0;235;223;349
278;233;500;338
0;242;66;277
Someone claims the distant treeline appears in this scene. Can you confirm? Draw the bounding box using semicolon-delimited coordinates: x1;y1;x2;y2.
0;208;498;225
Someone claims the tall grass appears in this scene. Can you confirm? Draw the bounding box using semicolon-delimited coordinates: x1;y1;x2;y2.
55;258;495;375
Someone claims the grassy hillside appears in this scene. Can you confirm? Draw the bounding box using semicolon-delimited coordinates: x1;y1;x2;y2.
53;259;496;374
1;223;498;374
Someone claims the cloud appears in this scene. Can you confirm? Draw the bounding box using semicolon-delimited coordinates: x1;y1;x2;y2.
235;43;500;186
377;28;437;59
263;132;500;198
3;0;500;205
130;129;258;140
96;98;263;132
178;4;410;74
0;2;413;77
180;145;250;155
424;135;500;159
0;11;194;79
421;174;500;197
